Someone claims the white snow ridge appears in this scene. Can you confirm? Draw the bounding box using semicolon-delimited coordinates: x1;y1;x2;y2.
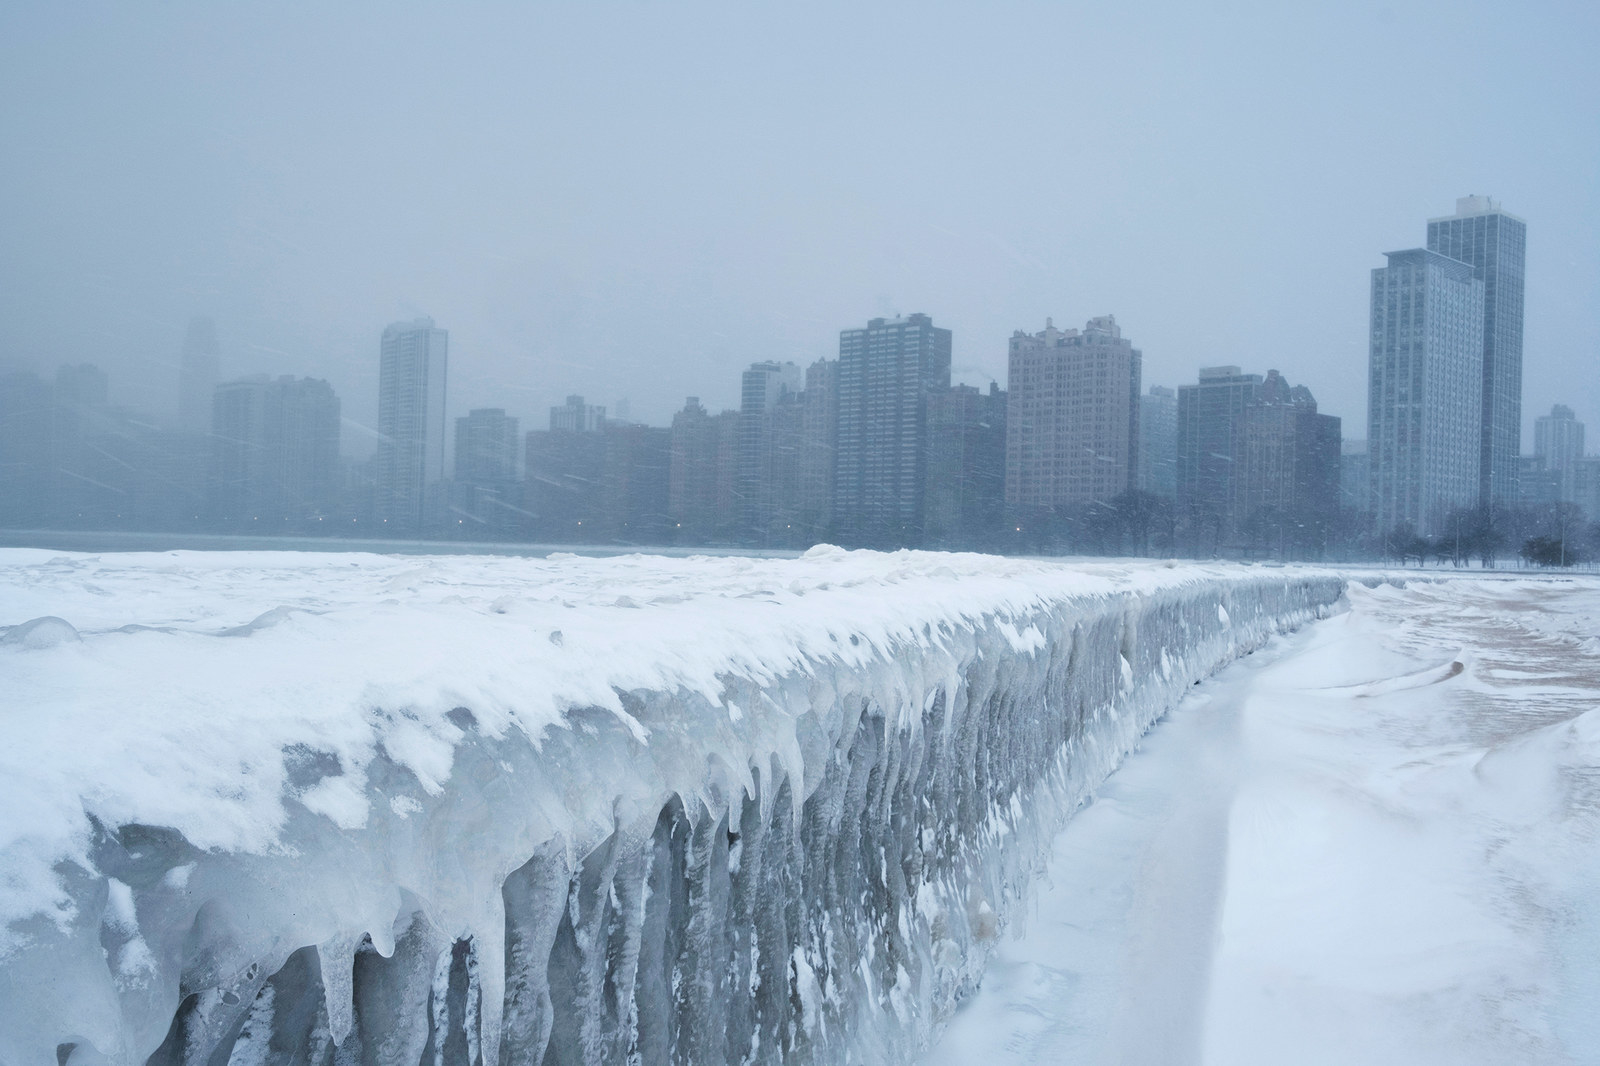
0;548;1342;1065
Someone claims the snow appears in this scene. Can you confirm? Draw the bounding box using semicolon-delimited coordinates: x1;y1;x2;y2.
0;547;1342;1065
924;573;1600;1065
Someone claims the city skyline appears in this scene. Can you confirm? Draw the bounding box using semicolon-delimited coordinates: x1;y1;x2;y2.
1;4;1594;449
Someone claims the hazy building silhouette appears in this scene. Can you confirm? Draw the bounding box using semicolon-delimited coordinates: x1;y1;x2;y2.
668;397;738;542
1426;196;1526;509
525;427;606;541
1138;384;1177;499
1571;457;1600;521
375;317;449;534
0;371;54;527
601;422;671;544
1177;366;1263;552
738;361;802;542
1368;248;1484;537
209;375;341;529
56;364;108;409
1517;454;1561;512
834;314;951;545
799;359;839;540
1533;403;1585;503
178;317;220;435
1340;439;1371;516
925;382;1006;549
550;395;605;432
49;365;110;524
1239;370;1341;557
454;408;521;532
1;366;209;531
1006;316;1142;516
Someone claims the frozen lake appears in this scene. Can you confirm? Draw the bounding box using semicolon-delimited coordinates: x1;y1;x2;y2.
926;574;1600;1065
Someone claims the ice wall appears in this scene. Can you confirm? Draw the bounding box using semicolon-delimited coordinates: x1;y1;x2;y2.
0;549;1344;1066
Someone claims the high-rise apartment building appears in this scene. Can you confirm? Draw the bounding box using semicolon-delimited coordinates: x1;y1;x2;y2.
525;429;605;541
550;395;606;432
209;375;341;528
1534;404;1585;464
1571;458;1600;522
1426;196;1526;508
376;317;449;533
1368;248;1484;537
799;359;839;539
1138;385;1177;500
1177;367;1262;551
834;314;951;543
925;382;1006;548
1238;370;1341;555
601;422;671;543
1534;404;1585;502
178;317;220;434
455;409;520;485
1006;316;1142;513
668;397;737;542
739;361;802;541
1341;440;1371;516
454;408;520;530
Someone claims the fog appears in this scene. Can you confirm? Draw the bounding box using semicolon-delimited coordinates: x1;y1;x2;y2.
2;1;1595;447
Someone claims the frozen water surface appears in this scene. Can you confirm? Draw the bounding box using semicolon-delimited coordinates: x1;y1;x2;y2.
0;547;1342;1065
924;574;1600;1066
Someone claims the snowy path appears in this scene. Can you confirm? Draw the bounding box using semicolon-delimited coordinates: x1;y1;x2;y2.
926;575;1600;1066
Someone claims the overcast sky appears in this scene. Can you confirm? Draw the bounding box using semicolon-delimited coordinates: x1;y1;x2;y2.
2;1;1595;454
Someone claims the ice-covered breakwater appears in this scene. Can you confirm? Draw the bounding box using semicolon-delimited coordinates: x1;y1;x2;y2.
0;548;1343;1066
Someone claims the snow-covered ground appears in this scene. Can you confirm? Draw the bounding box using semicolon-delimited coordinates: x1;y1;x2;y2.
0;548;1341;1066
925;574;1600;1065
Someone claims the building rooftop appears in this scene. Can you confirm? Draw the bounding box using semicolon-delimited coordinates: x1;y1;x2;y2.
1427;195;1526;225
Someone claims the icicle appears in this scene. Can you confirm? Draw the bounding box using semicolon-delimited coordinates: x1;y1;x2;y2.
317;933;362;1046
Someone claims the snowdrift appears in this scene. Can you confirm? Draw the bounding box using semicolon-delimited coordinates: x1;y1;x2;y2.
0;548;1344;1065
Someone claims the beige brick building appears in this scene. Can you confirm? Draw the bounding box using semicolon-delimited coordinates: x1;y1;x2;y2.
1005;316;1142;511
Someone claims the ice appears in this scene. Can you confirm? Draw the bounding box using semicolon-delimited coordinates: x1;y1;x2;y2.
0;547;1342;1065
925;574;1600;1065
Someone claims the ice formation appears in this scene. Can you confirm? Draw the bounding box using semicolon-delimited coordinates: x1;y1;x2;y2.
0;547;1343;1065
928;573;1600;1064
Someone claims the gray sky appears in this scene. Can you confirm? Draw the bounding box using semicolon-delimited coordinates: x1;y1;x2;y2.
2;1;1596;454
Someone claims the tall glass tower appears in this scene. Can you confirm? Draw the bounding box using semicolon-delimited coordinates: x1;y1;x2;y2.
1426;196;1526;510
1368;249;1484;537
376;317;449;534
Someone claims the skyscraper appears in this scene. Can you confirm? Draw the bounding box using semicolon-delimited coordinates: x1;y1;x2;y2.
1368;248;1484;537
178;317;220;434
376;317;449;534
1341;440;1371;517
738;361;802;541
455;408;520;531
1138;385;1177;499
799;359;839;539
1238;370;1341;557
834;314;951;544
1534;404;1585;503
925;382;1007;549
1005;316;1142;513
209;375;341;528
455;409;520;485
551;395;606;432
1426;196;1526;509
1177;367;1262;552
669;397;737;542
1534;404;1585;471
